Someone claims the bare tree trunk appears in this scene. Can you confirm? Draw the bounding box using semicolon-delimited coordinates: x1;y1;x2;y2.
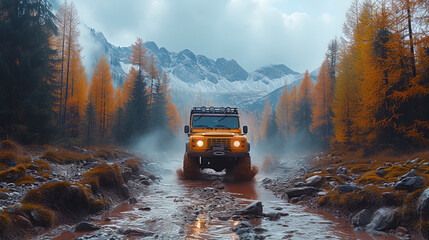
407;1;416;78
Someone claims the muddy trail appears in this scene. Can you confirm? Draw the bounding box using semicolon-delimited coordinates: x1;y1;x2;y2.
30;154;395;240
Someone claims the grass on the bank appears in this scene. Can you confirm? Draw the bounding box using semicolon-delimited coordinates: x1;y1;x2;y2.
90;147;127;160
22;181;108;220
41;147;95;164
82;163;124;193
18;203;55;228
125;158;141;175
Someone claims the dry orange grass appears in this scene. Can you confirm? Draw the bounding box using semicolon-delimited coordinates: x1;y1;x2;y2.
90;146;127;160
18;203;54;227
125;158;141;175
0;140;21;151
82;163;124;192
41;147;95;164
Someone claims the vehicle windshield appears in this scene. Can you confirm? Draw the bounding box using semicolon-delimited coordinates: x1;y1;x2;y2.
192;115;239;129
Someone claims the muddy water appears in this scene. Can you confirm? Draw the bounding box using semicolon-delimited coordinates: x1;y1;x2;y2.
31;155;397;240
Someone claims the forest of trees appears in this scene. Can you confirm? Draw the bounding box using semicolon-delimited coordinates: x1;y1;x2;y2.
255;0;428;152
1;0;427;153
0;0;181;146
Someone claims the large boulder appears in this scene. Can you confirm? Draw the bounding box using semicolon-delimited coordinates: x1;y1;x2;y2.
305;175;323;187
417;188;429;218
352;209;373;227
365;207;398;231
285;187;322;198
235;201;263;216
394;170;425;191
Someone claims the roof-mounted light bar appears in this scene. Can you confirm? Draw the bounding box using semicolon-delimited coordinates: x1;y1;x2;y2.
191;106;239;114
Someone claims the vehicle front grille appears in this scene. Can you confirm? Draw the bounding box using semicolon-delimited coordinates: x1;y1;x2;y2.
207;138;231;148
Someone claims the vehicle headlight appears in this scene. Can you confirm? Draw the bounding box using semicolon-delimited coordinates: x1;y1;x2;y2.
197;140;204;147
233;140;240;148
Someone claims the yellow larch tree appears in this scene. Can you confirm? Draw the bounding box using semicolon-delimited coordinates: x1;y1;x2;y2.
310;59;333;143
88;55;115;140
275;82;289;139
288;85;298;135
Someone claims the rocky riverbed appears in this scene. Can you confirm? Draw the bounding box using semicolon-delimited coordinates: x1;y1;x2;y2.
261;152;429;239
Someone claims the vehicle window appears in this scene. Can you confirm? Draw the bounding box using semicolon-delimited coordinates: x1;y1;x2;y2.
192;115;239;129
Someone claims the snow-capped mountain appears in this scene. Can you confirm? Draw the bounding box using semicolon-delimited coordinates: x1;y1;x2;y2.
79;26;317;112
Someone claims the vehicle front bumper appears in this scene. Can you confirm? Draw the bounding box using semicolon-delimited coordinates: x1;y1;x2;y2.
186;151;250;158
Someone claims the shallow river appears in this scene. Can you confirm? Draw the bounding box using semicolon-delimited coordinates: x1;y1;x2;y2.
30;154;397;240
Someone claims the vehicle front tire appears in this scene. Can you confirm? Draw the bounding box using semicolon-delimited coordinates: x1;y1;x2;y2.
230;156;252;181
183;154;200;180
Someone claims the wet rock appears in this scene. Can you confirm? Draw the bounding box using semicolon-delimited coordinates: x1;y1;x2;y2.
365;207;398;231
376;170;387;177
305;175;322;187
218;215;230;221
122;167;132;182
117;228;154;237
395;226;408;236
417;188;429;218
129;198;137;204
120;184;130;199
232;221;253;232
139;207;151;211
326;167;334;174
0;192;9;199
411;158;420;164
138;175;151;185
285;187;322;198
394;170;425;191
338;185;359;194
294;182;305;187
352;209;373;227
261;178;272;184
47;178;59;183
212;180;224;190
290;197;301;203
337;166;347;175
235;201;263;216
263;212;281;221
16;215;33;228
33;176;45;182
376;167;386;171
75;222;101;232
337;174;351;181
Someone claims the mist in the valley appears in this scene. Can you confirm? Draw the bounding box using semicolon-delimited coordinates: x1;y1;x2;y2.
127;95;321;181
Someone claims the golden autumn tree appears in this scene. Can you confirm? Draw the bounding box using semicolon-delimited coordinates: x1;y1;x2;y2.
297;71;314;134
275;82;289;139
332;47;361;146
51;0;88;138
310;59;333;143
88;55;115;141
129;37;148;74
288;85;299;135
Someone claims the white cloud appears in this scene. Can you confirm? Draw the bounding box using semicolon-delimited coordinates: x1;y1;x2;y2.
282;12;310;30
67;0;352;73
321;13;333;24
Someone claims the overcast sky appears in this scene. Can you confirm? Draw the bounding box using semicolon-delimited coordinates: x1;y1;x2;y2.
70;0;352;73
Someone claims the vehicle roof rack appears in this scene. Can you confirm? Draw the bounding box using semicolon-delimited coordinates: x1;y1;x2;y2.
191;106;239;115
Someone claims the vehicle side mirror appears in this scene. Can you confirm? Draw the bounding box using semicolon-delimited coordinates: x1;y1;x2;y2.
243;126;248;134
184;125;189;134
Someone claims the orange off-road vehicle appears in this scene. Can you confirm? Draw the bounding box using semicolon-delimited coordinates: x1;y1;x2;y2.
183;106;251;180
